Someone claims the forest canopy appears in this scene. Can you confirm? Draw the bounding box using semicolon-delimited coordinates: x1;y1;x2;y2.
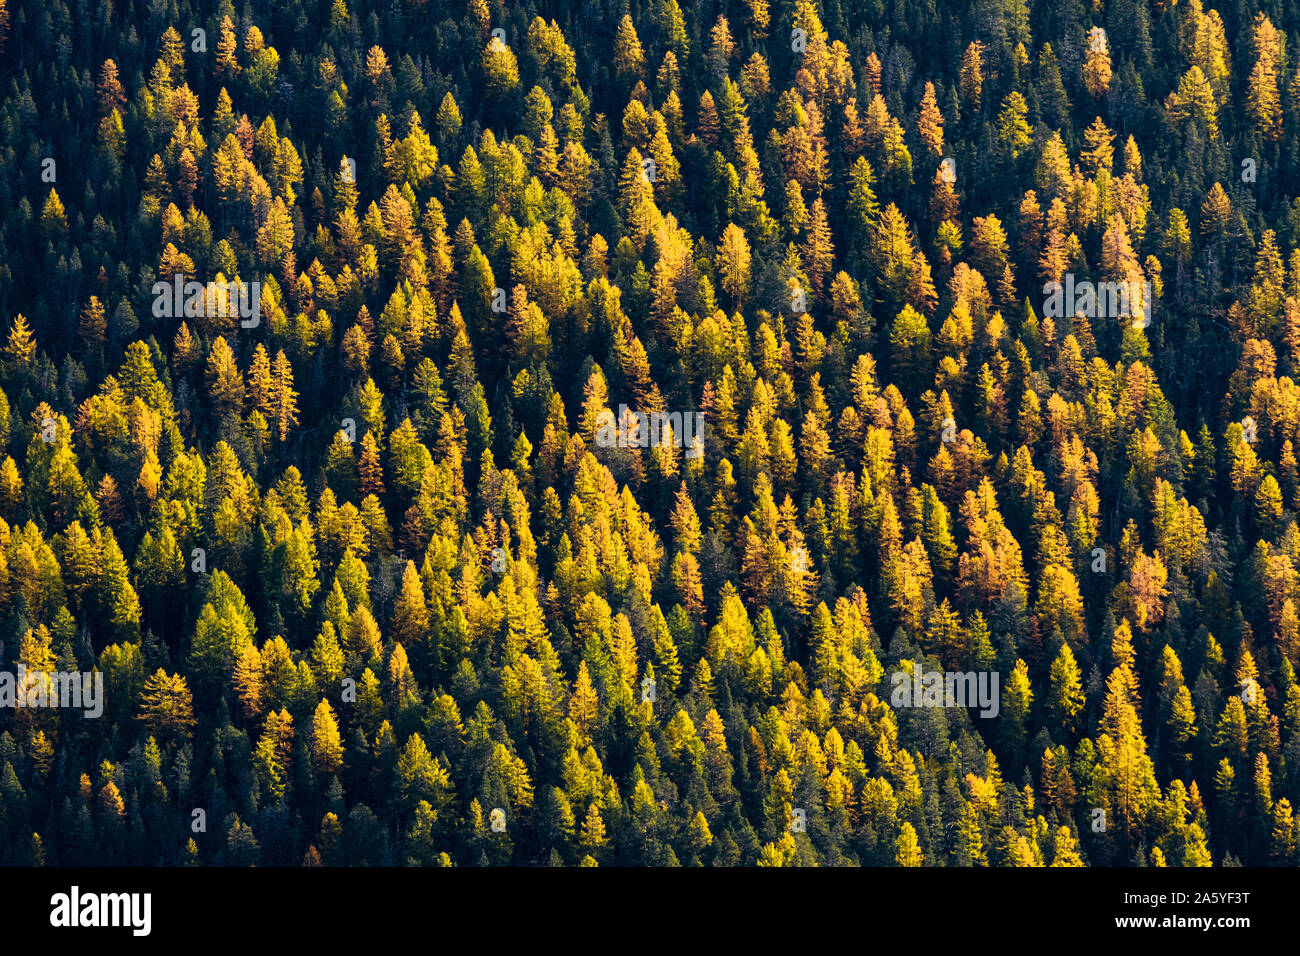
0;0;1298;867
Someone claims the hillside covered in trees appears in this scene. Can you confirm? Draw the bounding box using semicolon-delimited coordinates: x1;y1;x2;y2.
1;0;1299;867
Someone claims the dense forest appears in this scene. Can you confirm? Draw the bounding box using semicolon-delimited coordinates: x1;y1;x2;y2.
1;0;1300;867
